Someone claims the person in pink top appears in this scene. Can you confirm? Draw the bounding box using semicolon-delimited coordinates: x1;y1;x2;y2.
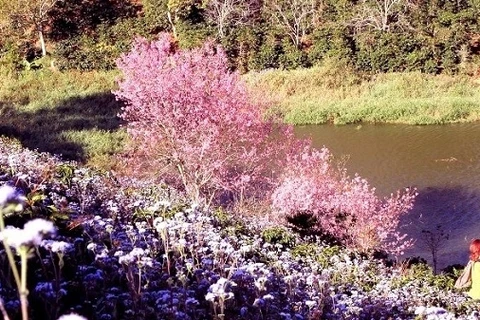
468;239;480;299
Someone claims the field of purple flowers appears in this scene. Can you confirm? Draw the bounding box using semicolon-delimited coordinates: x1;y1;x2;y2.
0;136;478;320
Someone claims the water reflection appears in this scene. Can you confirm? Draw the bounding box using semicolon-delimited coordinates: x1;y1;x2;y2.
404;185;480;269
294;123;480;269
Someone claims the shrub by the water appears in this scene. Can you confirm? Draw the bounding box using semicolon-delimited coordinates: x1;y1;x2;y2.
271;146;417;255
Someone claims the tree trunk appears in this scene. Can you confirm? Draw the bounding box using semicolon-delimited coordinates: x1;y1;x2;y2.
167;11;177;39
39;29;46;56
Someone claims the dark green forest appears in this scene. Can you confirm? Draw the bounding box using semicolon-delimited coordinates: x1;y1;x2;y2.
2;0;480;75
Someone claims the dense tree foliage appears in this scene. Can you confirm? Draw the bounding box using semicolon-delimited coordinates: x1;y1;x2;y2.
115;33;285;206
2;0;480;73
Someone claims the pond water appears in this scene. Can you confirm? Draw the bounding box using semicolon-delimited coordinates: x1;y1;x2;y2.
294;122;480;270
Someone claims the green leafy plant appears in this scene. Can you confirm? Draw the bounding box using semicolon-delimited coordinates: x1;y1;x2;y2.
261;226;296;247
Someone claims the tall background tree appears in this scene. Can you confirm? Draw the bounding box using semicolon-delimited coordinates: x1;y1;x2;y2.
0;0;61;56
1;0;480;74
352;0;413;32
264;0;323;48
204;0;259;39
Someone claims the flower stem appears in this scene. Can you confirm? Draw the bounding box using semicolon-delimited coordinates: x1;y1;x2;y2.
0;212;21;289
0;296;11;320
20;250;29;320
137;267;142;296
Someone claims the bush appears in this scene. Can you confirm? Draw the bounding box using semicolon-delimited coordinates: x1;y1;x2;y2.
278;39;310;70
308;26;355;65
0;40;37;73
353;28;469;74
271;145;417;256
55;18;150;71
222;27;260;73
55;36;118;70
261;226;296;246
249;39;282;70
355;31;423;73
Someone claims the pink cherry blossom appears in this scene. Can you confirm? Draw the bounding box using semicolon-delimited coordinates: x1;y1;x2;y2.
114;34;282;206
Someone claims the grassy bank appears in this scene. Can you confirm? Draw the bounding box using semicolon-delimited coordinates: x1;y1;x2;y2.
0;68;126;168
245;62;480;125
2;64;480;168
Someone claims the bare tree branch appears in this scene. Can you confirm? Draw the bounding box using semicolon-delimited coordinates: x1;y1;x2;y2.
205;0;260;39
265;0;323;48
351;0;413;33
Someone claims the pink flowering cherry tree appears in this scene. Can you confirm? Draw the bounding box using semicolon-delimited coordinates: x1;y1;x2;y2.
114;33;280;206
271;145;417;256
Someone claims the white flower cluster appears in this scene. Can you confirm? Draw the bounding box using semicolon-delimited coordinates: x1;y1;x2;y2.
0;219;55;249
0;185;25;209
57;313;88;320
117;247;153;267
205;277;236;302
41;240;72;254
414;306;453;319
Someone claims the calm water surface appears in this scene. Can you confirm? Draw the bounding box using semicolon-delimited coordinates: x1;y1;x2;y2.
294;123;480;269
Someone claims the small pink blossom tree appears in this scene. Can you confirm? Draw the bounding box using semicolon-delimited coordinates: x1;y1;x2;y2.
271;145;417;256
114;33;281;206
